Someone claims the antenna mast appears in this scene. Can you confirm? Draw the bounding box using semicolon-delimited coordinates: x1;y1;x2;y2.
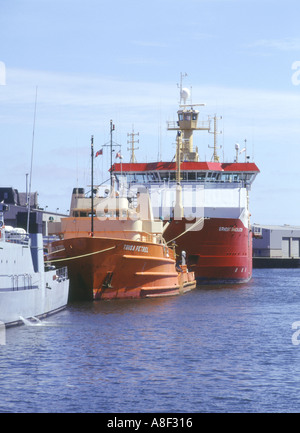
208;114;222;162
110;120;115;186
178;72;188;104
244;138;247;162
27;87;38;234
103;120;120;187
127;127;139;163
91;135;94;237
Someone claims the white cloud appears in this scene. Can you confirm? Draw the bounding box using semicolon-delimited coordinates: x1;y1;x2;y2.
249;37;300;51
131;40;168;48
2;67;300;140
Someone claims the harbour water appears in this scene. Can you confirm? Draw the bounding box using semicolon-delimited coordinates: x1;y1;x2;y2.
1;268;300;413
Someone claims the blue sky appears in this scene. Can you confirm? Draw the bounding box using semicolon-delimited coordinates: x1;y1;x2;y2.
1;0;300;224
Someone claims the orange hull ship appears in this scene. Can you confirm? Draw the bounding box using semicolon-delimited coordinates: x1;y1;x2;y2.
47;187;195;301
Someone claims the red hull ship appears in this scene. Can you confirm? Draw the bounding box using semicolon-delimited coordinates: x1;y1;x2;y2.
162;216;252;283
111;78;259;284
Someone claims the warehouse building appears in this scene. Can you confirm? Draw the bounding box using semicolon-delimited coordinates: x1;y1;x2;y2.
252;224;300;267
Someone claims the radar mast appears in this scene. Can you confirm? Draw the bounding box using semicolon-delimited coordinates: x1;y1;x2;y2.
167;73;210;162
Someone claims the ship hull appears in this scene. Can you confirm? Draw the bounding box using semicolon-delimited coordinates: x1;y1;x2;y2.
163;216;252;284
0;234;69;327
0;280;69;327
49;236;195;301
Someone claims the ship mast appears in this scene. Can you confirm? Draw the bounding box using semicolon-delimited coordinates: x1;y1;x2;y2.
91;135;94;237
169;74;210;219
167;74;209;162
27;87;38;234
176;131;182;183
110;120;115;187
102;120;118;189
127;127;139;163
208;115;222;162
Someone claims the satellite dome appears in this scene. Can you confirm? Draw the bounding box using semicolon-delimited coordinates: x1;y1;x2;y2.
181;87;190;104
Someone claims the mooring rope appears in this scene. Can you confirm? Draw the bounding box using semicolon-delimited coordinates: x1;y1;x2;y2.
44;245;116;263
46;248;66;255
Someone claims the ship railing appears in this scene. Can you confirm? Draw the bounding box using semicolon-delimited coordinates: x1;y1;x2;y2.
166;120;179;129
129;179;245;187
140;234;154;243
140;232;165;244
43;235;62;255
201;181;244;188
166;120;210;130
5;233;30;246
0;274;33;291
43;235;60;245
174;179;244;186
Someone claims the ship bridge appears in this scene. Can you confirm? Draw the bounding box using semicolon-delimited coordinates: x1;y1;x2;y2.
111;161;260;189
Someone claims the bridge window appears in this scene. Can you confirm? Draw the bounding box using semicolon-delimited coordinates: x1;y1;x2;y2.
220;172;255;184
159;172;169;181
221;173;235;182
147;172;159;182
135;173;146;183
180;172;188;181
188;172;196;181
169;172;176;181
197;172;206;181
244;173;254;183
206;172;220;181
124;173;135;183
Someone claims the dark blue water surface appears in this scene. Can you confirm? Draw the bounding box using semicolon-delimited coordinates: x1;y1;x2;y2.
1;268;300;413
